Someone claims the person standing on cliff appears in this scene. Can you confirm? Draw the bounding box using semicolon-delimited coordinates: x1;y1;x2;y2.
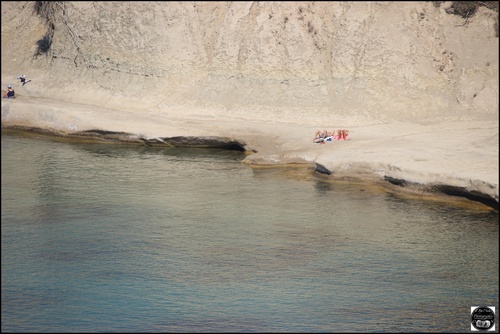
17;74;31;86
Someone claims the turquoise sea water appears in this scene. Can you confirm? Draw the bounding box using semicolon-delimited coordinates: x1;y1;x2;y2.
2;130;498;332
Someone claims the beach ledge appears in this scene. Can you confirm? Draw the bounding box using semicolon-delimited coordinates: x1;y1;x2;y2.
1;2;498;210
2;99;498;211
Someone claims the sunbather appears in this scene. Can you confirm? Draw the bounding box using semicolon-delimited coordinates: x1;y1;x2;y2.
313;130;329;141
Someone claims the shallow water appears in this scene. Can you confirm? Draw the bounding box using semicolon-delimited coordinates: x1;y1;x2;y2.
2;130;498;332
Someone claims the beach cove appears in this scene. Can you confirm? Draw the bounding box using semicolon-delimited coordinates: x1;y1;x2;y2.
2;93;498;210
2;2;498;210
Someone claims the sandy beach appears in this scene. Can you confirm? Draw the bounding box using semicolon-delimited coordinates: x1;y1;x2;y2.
2;2;498;209
2;92;498;210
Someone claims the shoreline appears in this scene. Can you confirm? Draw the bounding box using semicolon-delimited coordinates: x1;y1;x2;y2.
2;94;498;211
2;1;498;211
2;122;498;212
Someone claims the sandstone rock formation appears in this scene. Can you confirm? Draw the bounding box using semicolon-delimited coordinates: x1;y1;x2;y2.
2;2;498;120
2;1;499;209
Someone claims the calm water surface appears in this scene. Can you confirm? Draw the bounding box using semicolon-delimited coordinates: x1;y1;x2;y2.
2;130;498;332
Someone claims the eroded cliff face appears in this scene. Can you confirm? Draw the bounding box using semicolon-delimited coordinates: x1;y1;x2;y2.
2;1;498;123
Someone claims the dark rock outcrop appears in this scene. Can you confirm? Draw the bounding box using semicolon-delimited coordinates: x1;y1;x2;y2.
154;136;247;151
384;175;498;210
315;163;332;175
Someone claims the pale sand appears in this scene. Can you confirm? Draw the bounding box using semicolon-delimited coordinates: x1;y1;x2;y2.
2;2;498;209
2;93;498;209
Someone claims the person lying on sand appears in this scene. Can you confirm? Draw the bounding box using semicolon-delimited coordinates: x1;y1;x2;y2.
313;129;329;141
313;129;350;143
313;130;336;143
338;129;349;140
334;129;349;140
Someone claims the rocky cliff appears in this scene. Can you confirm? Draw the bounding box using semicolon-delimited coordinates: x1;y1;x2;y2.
2;1;498;123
